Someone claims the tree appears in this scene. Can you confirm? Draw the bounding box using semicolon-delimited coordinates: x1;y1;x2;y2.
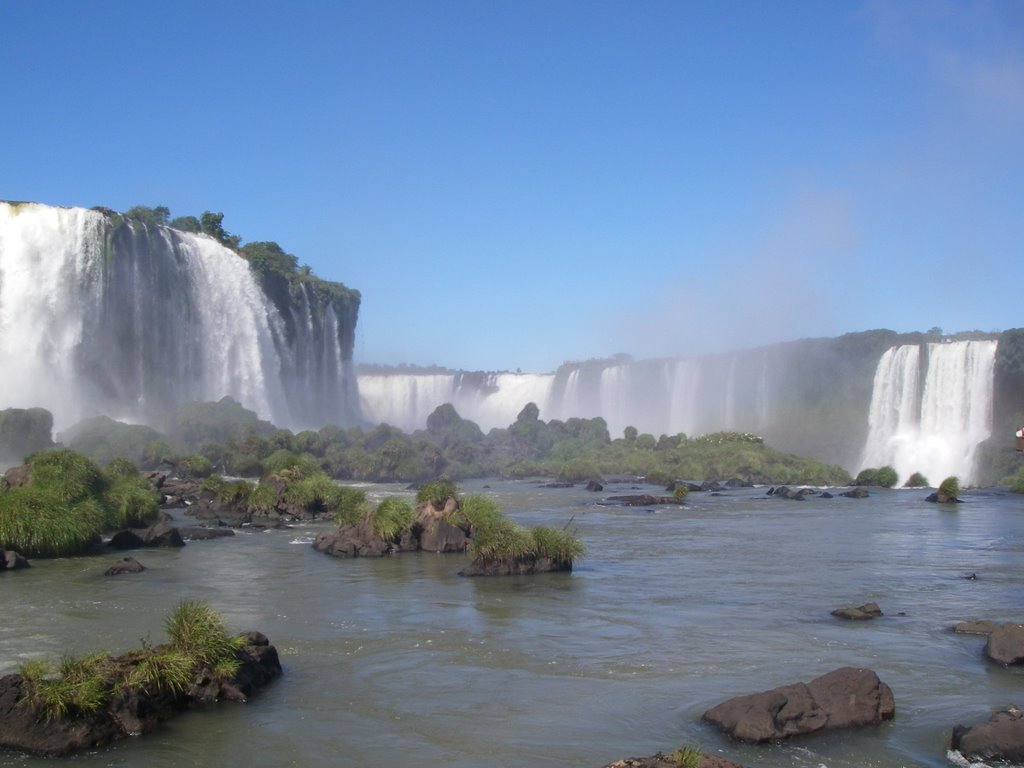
124;205;170;228
241;241;299;278
169;215;201;233
199;211;241;249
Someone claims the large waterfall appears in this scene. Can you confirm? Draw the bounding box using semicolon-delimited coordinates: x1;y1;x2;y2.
359;353;776;437
0;202;360;431
860;340;997;485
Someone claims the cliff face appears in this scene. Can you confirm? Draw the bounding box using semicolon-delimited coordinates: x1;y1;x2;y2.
0;202;361;431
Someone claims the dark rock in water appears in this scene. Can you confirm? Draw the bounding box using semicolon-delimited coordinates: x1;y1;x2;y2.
104;557;145;576
605;494;683;507
585;480;604;492
459;555;571;577
418;519;468;553
602;752;748;768
963;572;978;580
951;706;1024;763
985;623;1024;665
541;482;574;488
841;487;870;498
313;521;391;558
701;481;723;492
952;619;999;636
179;527;236;541
771;486;806;501
108;529;145;550
820;491;834;499
925;491;962;504
832;602;883;620
0;551;29;571
0;632;282;756
702;666;895;743
110;523;185;549
724;478;749;488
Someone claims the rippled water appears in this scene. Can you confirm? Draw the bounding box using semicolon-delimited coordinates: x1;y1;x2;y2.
2;480;1023;768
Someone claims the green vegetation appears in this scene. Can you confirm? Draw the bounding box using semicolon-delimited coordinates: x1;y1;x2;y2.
416;479;459;508
19;600;244;722
939;475;961;500
903;471;929;488
876;466;898;488
331;485;369;526
1006;466;1024;494
672;744;702;768
854;465;898;487
0;450;159;557
370;497;415;540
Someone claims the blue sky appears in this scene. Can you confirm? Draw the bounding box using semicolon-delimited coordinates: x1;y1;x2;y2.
2;1;1021;372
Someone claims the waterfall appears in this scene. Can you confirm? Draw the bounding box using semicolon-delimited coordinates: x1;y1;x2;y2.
0;202;359;431
860;340;996;485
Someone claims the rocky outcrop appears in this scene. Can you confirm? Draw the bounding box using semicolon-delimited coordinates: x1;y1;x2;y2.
951;706;1024;763
604;494;683;507
109;522;185;550
459;555;571;577
952;619;999;636
0;632;281;757
831;602;883;621
840;487;870;498
0;550;29;571
104;557;145;576
702;667;895;743
985;623;1024;665
602;752;747;768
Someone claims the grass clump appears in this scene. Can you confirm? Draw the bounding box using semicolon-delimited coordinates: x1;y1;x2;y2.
0;486;102;557
531;525;585;562
24;653;112;720
246;483;278;514
103;474;159;528
123;648;194;696
416;479;458;508
164;599;243;668
330;485;369;526
903;471;929;488
282;473;346;514
450;494;503;532
939;475;961;501
371;497;415;541
672;744;702;768
26;448;105;504
262;449;321;480
876;465;898;488
469;518;534;561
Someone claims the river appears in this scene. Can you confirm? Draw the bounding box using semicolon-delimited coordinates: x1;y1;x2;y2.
2;480;1022;768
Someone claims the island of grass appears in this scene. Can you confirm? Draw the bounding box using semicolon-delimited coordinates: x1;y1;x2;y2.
313;480;584;576
0;450;159;559
0;600;281;756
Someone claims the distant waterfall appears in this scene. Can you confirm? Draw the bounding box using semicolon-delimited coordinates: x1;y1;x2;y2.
0;202;360;431
860;340;996;485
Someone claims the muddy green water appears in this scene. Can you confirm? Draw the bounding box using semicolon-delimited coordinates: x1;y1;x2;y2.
2;480;1023;768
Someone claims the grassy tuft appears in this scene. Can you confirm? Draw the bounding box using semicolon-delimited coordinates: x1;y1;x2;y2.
450;494;502;531
26;448;106;504
903;471;929;488
371;497;414;540
246;483;278;514
469;518;535;561
531;525;585;562
672;744;702;768
103;475;159;528
28;653;112;720
939;475;961;500
0;486;102;557
165;599;241;669
416;479;458;508
123;648;194;696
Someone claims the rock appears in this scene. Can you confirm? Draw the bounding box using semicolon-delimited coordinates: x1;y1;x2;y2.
1;464;31;489
604;494;682;507
104;557;145;576
952;620;1000;636
110;523;185;549
0;550;29;570
313;520;391;558
179;527;236;541
820;491;834;499
108;529;145;549
585;480;604;492
0;632;281;756
418;519;468;553
985;623;1024;665
951;706;1024;762
459;555;571;577
831;602;883;620
602;752;748;768
841;487;870;498
702;667;895;743
925;492;962;504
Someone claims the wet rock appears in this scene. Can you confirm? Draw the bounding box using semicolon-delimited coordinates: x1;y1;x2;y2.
831;602;883;621
702;667;895;743
0;550;29;571
841;487;870;498
313;520;391;558
459;555;571;577
951;706;1024;763
585;480;604;492
604;494;682;507
179;527;236;541
602;752;748;768
418;519;468;553
952;620;999;636
985;623;1024;665
110;523;185;550
103;557;145;576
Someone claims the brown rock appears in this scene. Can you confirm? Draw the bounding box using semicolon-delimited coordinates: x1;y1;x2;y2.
952;706;1024;762
952;620;1000;636
702;667;895;743
985;623;1024;665
831;602;883;620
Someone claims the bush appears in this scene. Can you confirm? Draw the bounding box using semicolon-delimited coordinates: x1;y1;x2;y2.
180;454;214;479
451;494;503;532
0;486;102;557
282;473;344;514
331;485;368;526
876;466;898;488
903;471;929;488
26;448;106;504
371;497;415;541
416;479;458;508
103;475;159;528
939;476;961;500
531;525;584;562
854;468;881;486
469;518;534;561
164;599;242;668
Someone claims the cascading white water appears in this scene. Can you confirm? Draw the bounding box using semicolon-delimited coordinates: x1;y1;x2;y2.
0;202;359;431
860;340;996;485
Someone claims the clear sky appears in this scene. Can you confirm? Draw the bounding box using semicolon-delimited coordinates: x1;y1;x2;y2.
2;1;1021;372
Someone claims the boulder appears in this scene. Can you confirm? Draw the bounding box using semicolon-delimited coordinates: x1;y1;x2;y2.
419;519;468;553
831;602;883;621
985;623;1024;665
702;667;895;743
952;620;999;636
103;557;145;576
0;550;29;571
110;523;185;550
313;520;391;558
179;527;236;541
585;480;604;492
605;494;682;507
1;464;31;489
951;706;1024;763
